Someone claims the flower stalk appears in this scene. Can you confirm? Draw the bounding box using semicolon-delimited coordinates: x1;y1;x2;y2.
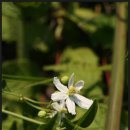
2;90;48;105
2;109;45;125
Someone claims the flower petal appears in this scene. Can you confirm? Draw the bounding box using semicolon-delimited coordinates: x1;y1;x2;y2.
73;94;93;109
68;73;74;87
59;100;65;109
66;97;76;115
51;92;68;101
49;111;57;118
53;77;68;92
51;102;61;111
74;80;84;90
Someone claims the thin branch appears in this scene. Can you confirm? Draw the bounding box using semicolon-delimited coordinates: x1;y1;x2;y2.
24;100;51;112
2;109;45;125
2;90;49;105
24;97;49;105
2;74;52;82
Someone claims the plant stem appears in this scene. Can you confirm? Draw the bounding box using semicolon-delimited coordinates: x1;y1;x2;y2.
2;74;48;81
25;80;52;87
105;3;126;130
24;100;51;112
2;90;20;97
2;90;49;105
24;97;49;105
2;109;45;125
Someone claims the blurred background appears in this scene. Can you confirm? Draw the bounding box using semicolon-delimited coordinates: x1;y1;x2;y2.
2;2;128;130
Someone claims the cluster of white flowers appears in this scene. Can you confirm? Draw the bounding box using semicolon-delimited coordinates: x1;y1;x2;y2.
51;73;93;115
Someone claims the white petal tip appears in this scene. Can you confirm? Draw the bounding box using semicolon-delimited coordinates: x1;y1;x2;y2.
86;100;94;109
53;77;57;81
71;112;76;115
68;111;76;115
51;94;58;101
51;97;55;101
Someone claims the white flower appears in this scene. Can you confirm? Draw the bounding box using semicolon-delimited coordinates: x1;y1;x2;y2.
49;101;66;118
47;101;66;118
51;73;93;115
52;101;67;113
48;111;57;118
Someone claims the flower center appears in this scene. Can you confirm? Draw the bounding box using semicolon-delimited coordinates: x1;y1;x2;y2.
68;86;77;95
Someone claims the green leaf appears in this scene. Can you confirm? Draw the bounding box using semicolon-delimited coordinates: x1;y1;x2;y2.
85;103;107;130
74;100;98;129
2;2;21;42
62;101;98;130
2;59;40;76
63;117;75;130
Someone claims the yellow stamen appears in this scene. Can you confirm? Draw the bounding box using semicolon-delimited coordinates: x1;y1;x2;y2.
68;86;77;95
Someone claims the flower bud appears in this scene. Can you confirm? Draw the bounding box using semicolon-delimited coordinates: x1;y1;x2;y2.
38;110;46;117
60;76;69;85
19;95;24;102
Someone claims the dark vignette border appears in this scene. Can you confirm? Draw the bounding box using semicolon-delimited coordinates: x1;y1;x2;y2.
0;1;129;130
1;0;129;3
0;2;2;130
128;1;130;130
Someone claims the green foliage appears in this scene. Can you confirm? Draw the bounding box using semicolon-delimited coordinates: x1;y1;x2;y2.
2;58;52;130
2;59;40;76
2;2;21;42
2;115;24;130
